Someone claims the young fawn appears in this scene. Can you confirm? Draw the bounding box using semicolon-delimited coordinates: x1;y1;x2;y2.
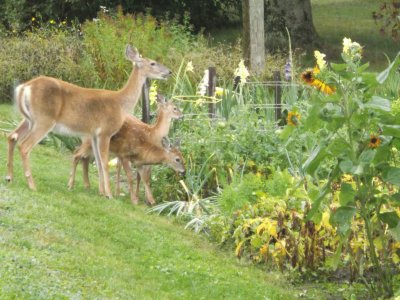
6;45;171;198
68;96;184;204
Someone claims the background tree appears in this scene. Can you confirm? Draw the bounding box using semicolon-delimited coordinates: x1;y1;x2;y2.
263;0;318;51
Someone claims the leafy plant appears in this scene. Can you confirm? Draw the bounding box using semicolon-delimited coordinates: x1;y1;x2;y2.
288;40;400;297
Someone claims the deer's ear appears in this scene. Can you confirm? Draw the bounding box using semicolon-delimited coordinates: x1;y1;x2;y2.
174;139;181;147
161;137;171;150
156;93;166;104
125;45;142;63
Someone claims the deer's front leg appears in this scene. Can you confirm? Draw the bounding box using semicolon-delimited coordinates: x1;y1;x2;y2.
120;158;138;204
138;165;155;206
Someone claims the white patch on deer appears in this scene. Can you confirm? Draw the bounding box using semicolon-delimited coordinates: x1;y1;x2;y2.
53;123;81;136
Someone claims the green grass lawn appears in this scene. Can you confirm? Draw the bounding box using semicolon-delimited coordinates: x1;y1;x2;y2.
311;0;399;70
0;103;299;299
208;0;399;71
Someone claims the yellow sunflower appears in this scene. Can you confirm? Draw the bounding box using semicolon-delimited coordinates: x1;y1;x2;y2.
369;135;381;148
287;111;301;126
301;68;336;95
301;69;314;84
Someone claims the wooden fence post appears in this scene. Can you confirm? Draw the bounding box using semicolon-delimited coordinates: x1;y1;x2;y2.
273;71;282;121
142;79;150;123
208;67;217;119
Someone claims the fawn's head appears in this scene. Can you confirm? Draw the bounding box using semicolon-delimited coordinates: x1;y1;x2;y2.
125;45;172;80
156;94;183;120
162;138;185;176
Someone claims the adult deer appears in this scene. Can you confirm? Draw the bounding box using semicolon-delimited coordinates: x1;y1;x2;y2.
6;45;171;198
68;95;183;204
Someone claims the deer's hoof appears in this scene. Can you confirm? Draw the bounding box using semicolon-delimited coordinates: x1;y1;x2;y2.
5;175;12;183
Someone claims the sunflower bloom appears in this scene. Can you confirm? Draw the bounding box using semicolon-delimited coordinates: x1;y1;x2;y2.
311;79;336;95
301;69;335;95
301;69;314;84
287;111;301;126
369;135;381;148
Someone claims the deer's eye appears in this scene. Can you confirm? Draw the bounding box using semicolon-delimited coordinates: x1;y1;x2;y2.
151;62;156;66
175;158;181;163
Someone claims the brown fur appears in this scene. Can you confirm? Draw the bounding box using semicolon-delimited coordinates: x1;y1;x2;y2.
6;45;171;198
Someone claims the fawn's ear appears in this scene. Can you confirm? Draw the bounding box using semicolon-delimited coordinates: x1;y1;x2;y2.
161;137;171;150
156;93;167;104
174;139;181;148
125;45;142;64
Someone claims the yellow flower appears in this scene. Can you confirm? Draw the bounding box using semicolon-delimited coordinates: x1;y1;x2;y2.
234;60;250;85
108;157;119;168
314;50;327;71
259;244;268;255
149;82;158;105
215;87;225;97
311;79;336;95
369;135;381;148
49;20;56;24
287;111;301;126
301;69;314;84
301;68;335;95
31;17;36;22
185;61;194;73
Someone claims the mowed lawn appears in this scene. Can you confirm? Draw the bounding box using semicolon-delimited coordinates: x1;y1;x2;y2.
311;0;400;69
0;104;299;299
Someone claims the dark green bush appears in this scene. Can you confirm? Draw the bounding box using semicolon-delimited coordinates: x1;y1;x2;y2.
0;30;90;103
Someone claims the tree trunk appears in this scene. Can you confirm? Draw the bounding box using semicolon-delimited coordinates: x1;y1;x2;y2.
264;0;318;51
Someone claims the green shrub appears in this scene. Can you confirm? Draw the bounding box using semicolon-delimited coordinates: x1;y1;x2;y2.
218;173;267;215
0;30;88;103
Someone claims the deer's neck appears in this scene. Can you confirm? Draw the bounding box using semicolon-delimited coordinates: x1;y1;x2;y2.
152;110;172;140
140;145;165;165
119;67;147;113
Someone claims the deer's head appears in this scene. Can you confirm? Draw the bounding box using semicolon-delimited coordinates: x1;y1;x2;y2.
156;94;183;120
162;138;185;176
125;45;172;80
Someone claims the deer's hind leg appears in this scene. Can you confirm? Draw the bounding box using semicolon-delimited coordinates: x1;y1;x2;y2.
6;119;30;182
18;120;55;190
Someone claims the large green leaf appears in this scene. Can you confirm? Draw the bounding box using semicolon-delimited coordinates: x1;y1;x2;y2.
302;145;327;175
330;63;347;72
373;144;390;165
330;206;356;234
339;183;356;206
389;222;400;241
376;51;400;84
381;125;400;138
365;96;391;112
378;211;400;229
382;167;400;186
358;149;376;165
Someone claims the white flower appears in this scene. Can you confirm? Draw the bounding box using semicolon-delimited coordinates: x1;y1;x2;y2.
197;69;209;96
314;50;326;70
342;37;362;62
342;37;352;54
234;60;250;85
